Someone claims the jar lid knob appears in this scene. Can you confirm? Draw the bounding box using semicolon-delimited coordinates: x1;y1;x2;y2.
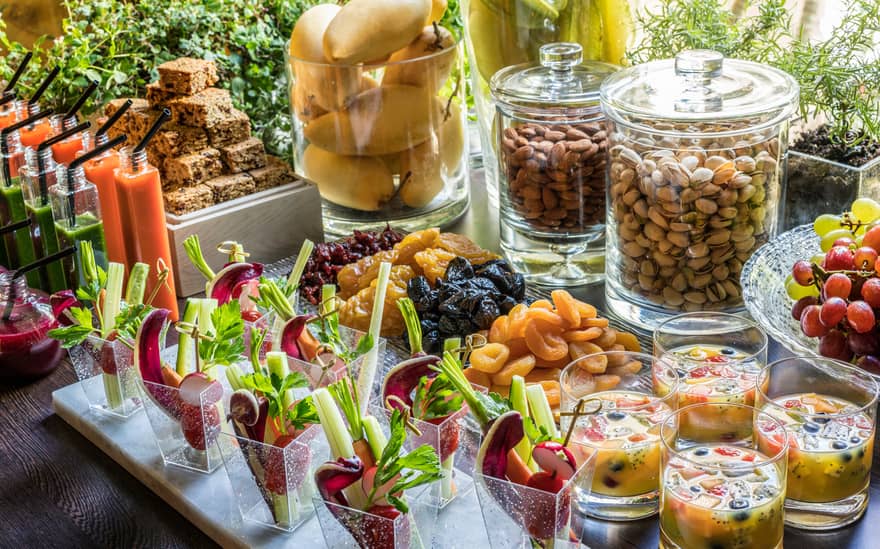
674;50;724;113
540;43;583;77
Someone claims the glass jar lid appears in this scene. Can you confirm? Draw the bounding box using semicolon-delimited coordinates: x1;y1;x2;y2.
490;43;619;114
600;49;798;126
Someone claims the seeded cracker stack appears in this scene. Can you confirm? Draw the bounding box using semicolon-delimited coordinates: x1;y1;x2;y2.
103;57;293;215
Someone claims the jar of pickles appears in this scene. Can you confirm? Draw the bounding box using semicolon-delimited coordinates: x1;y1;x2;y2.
492;43;617;286
599;50;798;327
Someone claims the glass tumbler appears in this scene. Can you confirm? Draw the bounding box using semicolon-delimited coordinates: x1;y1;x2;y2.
654;312;767;439
660;403;788;549
755;356;879;530
560;351;679;520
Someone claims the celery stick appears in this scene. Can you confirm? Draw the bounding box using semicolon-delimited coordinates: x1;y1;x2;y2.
101;262;125;339
526;384;559;439
103;372;123;410
313;388;354;460
440;454;456;501
356;262;391;414
125;262;149;305
176;299;200;376
199;298;217;336
226;364;244;391
510;376;537;470
443;337;461;359
321;284;335;317
362;415;387;462
183;235;216;281
287;239;314;291
267;351;294;412
272;492;292;528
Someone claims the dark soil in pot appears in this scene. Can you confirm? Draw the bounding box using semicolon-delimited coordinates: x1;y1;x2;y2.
782;126;880;230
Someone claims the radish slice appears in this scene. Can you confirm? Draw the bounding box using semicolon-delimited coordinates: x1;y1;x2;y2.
279;314;315;360
49;290;80;326
237;278;261;317
476;410;525;480
381;355;440;411
315;456;364;507
136;308;179;415
179;371;223;406
532;441;577;481
207;262;263;304
229;389;260;426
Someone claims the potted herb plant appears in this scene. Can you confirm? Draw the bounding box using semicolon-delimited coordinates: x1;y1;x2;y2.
628;0;880;230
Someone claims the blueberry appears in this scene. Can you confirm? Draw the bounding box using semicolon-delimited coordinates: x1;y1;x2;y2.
690;486;701;493
803;422;820;433
843;453;853;463
729;499;749;510
814;414;830;424
607;411;625;421
721;348;736;355
602;476;619;488
676;369;687;379
832;441;848;450
694;448;709;457
608;460;625;472
733;511;750;522
851;436;861;444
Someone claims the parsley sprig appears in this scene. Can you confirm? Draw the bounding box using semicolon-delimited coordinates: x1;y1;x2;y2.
411;374;464;422
240;369;318;432
197;301;246;374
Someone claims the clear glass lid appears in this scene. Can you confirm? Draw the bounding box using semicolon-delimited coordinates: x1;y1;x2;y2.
600;49;799;126
490;43;619;114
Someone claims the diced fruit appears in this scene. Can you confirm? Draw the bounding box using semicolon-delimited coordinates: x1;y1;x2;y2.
180;403;220;450
532;441;577;481
179;371;223;406
526;471;565;493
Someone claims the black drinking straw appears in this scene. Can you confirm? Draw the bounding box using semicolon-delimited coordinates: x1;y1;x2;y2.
4;51;33;93
35;121;91;205
28;66;60;106
0;108;54;187
133;108;170;171
3;245;76;320
96;99;132;139
65;134;126;226
0;92;15;108
63;80;98;124
0;218;31;235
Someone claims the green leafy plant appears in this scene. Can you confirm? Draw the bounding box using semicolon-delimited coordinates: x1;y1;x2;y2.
628;0;880;149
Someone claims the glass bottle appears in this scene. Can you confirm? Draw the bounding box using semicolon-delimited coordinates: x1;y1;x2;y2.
20;147;66;292
51;164;108;288
0;272;63;379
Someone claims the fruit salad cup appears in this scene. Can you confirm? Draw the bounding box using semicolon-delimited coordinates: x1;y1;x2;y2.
474;441;596;549
755;356;879;530
560;351;679;520
654;312;767;440
68;335;140;418
660;403;788;549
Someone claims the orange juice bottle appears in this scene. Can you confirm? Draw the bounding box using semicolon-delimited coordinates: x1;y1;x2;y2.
19;103;56;150
0;97;19;131
83;133;127;267
51;115;89;165
115;147;178;319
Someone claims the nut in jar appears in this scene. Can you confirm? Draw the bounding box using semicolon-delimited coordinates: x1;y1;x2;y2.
286;2;469;236
491;43;619;286
600;50;798;326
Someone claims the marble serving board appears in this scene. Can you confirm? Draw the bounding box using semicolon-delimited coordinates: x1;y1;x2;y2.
52;382;490;548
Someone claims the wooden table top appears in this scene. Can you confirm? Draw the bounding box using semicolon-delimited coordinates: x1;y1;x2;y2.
2;169;877;548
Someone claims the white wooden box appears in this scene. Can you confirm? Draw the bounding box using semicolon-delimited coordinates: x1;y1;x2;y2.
166;176;324;296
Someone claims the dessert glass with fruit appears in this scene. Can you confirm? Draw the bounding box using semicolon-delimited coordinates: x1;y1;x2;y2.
560;351;679;520
660;403;788;549
755;356;879;530
654;312;767;440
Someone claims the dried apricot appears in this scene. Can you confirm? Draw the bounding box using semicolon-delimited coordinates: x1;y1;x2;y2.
524;307;565;332
488;315;510;343
605;345;629;368
463;367;491;388
534;355;570;369
566;372;595;397
581;317;609;328
534;380;561;407
491;354;537;385
337;249;398;299
569;340;603;360
490;384;511;398
507;304;530;338
594;374;621;391
562;327;603;342
524;320;568;362
570;342;607;373
575;300;598;321
525;368;562;383
339;264;413;336
396;228;440;265
413;247;456;284
530;299;554;310
470;343;511;374
606;360;643;377
551;290;581;328
506;338;530;358
615;331;641;353
594;327;618;349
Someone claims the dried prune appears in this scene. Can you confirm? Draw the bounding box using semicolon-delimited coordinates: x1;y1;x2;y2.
507;273;526;301
475;259;513;275
498;295;517;313
474;298;500;329
444;256;475;283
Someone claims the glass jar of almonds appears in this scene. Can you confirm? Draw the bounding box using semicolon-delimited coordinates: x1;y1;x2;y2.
599;49;798;327
491;42;618;286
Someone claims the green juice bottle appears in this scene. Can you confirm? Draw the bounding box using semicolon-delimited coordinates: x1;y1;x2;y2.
51;164;108;289
20;147;67;292
0;114;41;286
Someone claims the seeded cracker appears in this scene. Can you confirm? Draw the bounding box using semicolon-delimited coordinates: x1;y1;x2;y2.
157;57;219;95
164;184;215;215
220;137;266;173
168;88;233;128
164;148;223;188
205;172;255;203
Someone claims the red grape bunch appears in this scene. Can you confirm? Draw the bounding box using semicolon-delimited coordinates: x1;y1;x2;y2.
789;198;880;374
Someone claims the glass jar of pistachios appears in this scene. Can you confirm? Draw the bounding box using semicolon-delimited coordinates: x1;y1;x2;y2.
599;50;798;328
